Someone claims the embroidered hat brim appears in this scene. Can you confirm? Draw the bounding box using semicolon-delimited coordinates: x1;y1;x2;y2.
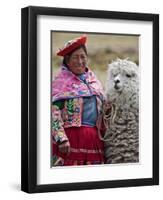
56;35;87;56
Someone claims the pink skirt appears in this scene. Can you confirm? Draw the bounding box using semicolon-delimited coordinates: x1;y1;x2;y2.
52;126;104;166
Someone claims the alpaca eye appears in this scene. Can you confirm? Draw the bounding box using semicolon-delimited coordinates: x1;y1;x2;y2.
126;74;131;78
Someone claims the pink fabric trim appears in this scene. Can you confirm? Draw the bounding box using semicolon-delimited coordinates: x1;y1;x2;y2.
52;66;104;102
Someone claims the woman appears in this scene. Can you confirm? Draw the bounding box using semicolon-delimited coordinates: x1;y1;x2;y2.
52;35;106;166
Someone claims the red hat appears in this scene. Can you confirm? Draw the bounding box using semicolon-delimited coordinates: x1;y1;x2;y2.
56;35;87;56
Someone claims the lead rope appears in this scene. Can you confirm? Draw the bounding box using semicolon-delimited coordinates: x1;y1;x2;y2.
97;103;117;142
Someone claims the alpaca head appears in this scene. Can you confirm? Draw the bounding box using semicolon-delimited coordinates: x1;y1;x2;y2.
106;58;139;107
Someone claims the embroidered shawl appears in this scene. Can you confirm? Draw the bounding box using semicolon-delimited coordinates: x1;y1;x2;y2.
52;65;104;102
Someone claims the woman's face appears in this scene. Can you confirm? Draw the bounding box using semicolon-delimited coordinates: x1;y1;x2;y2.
67;47;88;75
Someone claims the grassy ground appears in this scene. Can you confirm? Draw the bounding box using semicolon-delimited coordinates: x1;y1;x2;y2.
51;32;139;89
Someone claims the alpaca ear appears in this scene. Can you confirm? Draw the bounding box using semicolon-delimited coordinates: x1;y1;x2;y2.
108;58;116;68
116;57;120;62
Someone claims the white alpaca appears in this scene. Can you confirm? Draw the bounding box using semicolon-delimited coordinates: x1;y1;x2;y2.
104;58;139;164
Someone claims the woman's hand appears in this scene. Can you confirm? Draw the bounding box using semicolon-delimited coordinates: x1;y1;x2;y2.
58;141;71;155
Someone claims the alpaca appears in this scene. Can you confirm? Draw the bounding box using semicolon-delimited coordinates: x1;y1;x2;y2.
103;58;139;164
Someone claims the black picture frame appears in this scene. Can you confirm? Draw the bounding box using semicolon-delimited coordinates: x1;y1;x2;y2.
21;6;159;193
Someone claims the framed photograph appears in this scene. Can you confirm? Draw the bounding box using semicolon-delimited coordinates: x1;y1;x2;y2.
21;6;159;193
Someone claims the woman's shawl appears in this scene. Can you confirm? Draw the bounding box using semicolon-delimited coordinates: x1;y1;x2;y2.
52;65;104;102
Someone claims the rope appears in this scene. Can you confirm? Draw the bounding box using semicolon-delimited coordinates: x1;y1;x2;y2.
97;102;117;142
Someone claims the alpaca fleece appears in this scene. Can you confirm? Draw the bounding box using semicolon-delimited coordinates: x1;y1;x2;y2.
104;58;139;164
